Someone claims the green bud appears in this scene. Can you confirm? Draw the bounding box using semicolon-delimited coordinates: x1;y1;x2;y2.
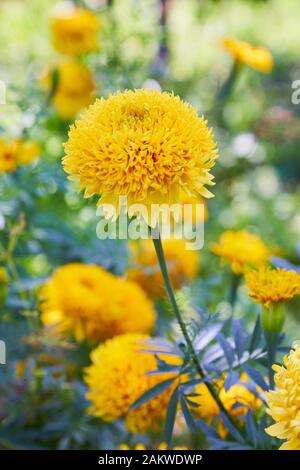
261;303;285;334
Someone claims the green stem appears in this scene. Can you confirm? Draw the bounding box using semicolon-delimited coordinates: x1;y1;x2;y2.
229;273;241;310
152;230;240;432
265;332;277;389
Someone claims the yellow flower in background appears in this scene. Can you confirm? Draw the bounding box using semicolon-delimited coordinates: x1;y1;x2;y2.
63;89;218;225
211;230;269;274
120;443;189;450
85;334;180;434
42;61;95;120
51;7;99;56
40;263;156;342
0;267;8;285
0;138;18;172
265;344;300;450
219;37;273;73
127;239;198;299
16;140;41;165
193;374;262;438
245;266;300;309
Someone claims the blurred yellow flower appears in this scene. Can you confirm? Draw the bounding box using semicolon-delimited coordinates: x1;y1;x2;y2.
16;140;41;165
220;37;273;73
63;89;218;225
0;267;8;285
120;442;188;450
127;239;198;299
245;266;300;309
265;344;300;450
85;334;180;434
194;374;262;437
40;263;156;342
42;61;95;120
0;138;18;172
211;230;269;274
51;7;99;56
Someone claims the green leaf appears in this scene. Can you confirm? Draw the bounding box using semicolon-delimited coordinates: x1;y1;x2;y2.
165;387;179;447
130;377;175;410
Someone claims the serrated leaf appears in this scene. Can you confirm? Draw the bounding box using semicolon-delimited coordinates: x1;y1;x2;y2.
180;394;197;432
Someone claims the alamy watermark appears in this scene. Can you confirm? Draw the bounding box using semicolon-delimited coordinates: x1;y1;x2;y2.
291;80;300;104
0;340;6;365
0;80;6;105
96;196;205;250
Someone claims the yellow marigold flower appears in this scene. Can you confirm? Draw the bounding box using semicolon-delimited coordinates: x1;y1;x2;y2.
127;239;198;299
85;334;181;434
193;374;262;437
265;344;300;450
178;188;208;224
219;37;273;73
40;263;156;342
0;138;18;172
16;140;41;165
51;7;99;56
63;89;218;225
245;266;300;309
42;61;95;120
211;230;269;274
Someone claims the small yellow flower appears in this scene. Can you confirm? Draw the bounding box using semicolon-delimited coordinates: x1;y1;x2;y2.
16;140;41;165
265;344;300;450
211;230;269;274
193;374;262;437
40;263;156;342
120;443;188;450
0;267;8;285
63;89;218;225
85;334;181;434
127;239;198;299
42;61;95;120
51;7;99;56
0;138;18;173
219;37;273;73
245;266;300;309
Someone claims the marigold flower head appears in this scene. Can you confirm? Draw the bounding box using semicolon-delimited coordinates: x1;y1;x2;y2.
245;266;300;309
41;61;95;120
40;263;156;342
211;230;269;274
0;138;18;172
265;344;300;450
219;37;273;73
193;374;262;437
127;239;198;298
85;334;180;434
63;89;218;225
51;7;99;56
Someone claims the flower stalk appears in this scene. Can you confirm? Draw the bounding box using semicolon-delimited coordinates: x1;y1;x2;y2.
152;229;240;433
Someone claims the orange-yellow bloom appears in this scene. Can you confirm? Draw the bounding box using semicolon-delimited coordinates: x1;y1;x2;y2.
40;263;156;342
127;239;198;298
219;37;273;73
245;266;300;309
85;334;180;434
265;344;300;450
51;7;99;56
63;89;218;225
211;230;269;274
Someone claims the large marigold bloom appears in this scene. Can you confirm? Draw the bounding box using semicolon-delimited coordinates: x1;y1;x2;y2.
42;61;95;120
265;345;300;450
51;7;99;56
220;37;273;73
40;263;156;342
63;90;218;225
194;374;262;437
245;266;300;309
211;230;269;274
85;334;180;434
127;239;198;298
